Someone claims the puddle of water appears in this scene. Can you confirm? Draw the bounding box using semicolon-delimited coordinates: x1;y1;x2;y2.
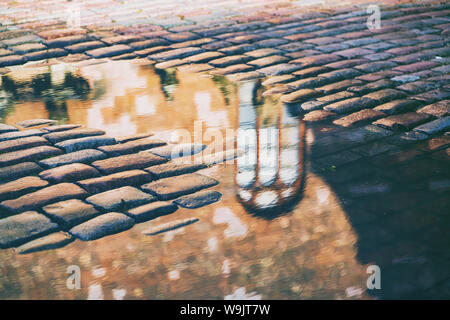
0;60;368;299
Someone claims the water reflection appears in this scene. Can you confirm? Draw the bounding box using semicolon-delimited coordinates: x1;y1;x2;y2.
236;80;305;218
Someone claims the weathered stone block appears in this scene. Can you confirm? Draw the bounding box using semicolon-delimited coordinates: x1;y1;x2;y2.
0;176;49;201
413;116;450;135
174;190;222;209
0;129;44;142
86;44;132;58
0;211;59;248
0;136;49;154
141;173;219;200
16;119;57;128
126;201;177;222
0;146;63;167
145;162;206;179
77;170;152;194
41;124;81;132
148;143;206;160
39;163;99;183
373;112;433;131
86;186;155;211
69;212;135;241
0;183;88;213
92;152;167;174
333;109;385;127
0;124;18;134
55;136;116;153
39;149;106;168
43;128;105;144
324;97;376;114
15;232;74;254
0;162;42;183
42;199;100;229
97;138;166;156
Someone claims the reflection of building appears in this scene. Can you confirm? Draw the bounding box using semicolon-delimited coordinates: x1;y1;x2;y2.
235;81;305;217
2;61;238;141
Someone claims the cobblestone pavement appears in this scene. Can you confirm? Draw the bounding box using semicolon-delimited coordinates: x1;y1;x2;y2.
0;0;449;299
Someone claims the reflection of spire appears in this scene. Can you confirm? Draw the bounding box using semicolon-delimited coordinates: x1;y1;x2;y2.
235;81;305;218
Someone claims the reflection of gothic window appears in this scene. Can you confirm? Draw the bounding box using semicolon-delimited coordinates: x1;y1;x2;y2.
154;68;179;101
236;81;305;218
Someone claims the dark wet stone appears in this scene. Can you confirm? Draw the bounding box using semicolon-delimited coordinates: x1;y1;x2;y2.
77;170;152;194
324;97;376;114
210;64;254;76
0;146;63;167
142;217;199;236
208;55;251;68
43;128;105;144
97;138;166;156
184;51;225;63
148;143;206;160
355;61;398;73
0;129;44;142
333;109;385;127
16;119;56;128
86;186;155;211
39;149;106;168
86;44;133;58
290;54;340;68
413;117;450;135
41;124;82;132
348;79;396;95
0;183;88;213
55;136;116;153
141;173;219;200
149;47;204;61
174;190;222;209
0;176;49;201
92;152;167;174
42;199;100;230
303;110;337;122
115;133;154;144
0;124;18;134
69;212;135;241
127;201;178;223
0;162;42;183
0;211;59;248
262;75;296;86
38;28;87;40
413;89;450;104
39;163;99;183
10;43;46;55
248;55;289;68
65;41;105;54
373;112;433;131
154;59;187;69
23;49;67;61
280;89;320;104
244;48;283;58
374;99;421;115
145;162;207;179
285;77;329;90
0;136;49;154
15;232;74;254
256;63;302;76
417;100;450;118
129;39;171;51
218;44;258;55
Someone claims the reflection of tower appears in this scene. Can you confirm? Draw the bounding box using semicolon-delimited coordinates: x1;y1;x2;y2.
235;81;305;218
